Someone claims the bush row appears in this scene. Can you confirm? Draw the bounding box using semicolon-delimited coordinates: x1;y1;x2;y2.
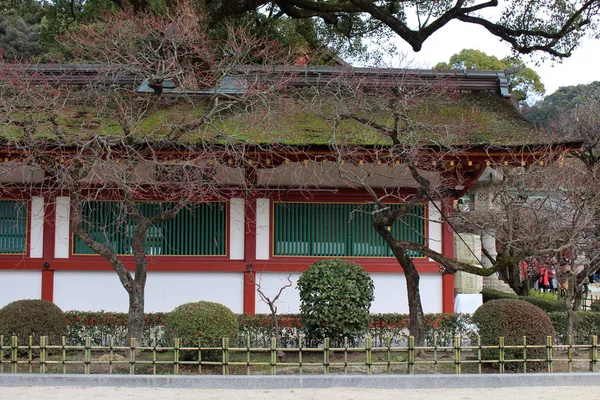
58;311;476;347
482;288;565;312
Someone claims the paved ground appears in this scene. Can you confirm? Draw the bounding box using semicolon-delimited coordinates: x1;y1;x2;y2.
2;386;599;400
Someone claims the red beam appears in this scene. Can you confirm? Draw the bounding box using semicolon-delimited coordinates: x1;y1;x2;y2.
41;269;54;302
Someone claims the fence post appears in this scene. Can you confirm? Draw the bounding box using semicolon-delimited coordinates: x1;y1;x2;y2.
61;336;66;374
11;336;17;374
198;338;202;374
344;337;349;374
298;336;303;374
408;336;414;375
0;335;4;374
522;336;527;374
454;335;461;375
151;338;157;375
476;335;482;374
222;337;229;376
28;335;32;373
39;336;47;374
590;335;598;372
323;338;330;375
567;335;573;373
270;337;277;375
546;336;553;373
385;336;391;374
498;337;504;374
129;338;136;375
84;337;91;375
173;338;180;375
246;336;251;375
366;336;372;375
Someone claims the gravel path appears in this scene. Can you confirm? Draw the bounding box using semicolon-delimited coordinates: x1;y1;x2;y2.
2;386;599;400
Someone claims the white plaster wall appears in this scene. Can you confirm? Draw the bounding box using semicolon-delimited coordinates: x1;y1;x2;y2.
255;272;443;314
54;196;70;258
53;271;244;313
255;198;270;260
229;198;245;260
54;271;129;312
255;272;301;314
0;270;42;307
145;272;244;313
428;201;442;260
370;273;442;313
29;197;44;258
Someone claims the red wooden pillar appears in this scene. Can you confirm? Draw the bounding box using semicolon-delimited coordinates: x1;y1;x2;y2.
441;198;455;313
243;198;256;315
41;269;54;302
41;195;56;303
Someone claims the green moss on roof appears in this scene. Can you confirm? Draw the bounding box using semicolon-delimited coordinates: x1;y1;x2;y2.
1;90;534;146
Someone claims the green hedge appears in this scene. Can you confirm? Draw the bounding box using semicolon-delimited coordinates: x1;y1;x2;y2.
61;311;476;347
482;288;517;302
521;296;565;313
64;311;167;346
547;311;600;344
482;288;566;313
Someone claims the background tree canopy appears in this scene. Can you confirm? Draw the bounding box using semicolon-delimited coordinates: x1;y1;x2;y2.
435;49;545;103
523;81;600;128
1;0;600;62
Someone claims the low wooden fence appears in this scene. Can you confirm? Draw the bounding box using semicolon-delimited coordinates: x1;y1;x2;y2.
1;335;599;375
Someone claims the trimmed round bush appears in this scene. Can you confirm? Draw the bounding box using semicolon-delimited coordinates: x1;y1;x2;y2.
164;301;238;361
297;259;374;346
473;299;555;371
0;299;67;345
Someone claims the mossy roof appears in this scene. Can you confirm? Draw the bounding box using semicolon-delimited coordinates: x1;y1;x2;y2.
1;87;534;148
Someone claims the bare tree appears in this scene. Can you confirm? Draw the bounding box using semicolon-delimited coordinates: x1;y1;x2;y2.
268;68;583;346
253;273;293;360
0;12;297;342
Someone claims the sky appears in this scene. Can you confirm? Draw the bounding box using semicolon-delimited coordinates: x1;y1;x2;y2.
388;19;600;99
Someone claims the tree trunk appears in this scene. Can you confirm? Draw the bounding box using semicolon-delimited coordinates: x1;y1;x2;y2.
128;281;145;344
373;216;425;348
398;250;425;347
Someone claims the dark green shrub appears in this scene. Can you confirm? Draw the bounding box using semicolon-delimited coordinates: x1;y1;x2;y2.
520;295;565;313
482;288;517;303
0;299;66;345
473;299;555;371
164;301;238;361
547;311;600;344
297;259;374;346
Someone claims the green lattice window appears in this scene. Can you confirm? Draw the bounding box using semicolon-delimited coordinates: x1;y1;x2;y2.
0;200;27;254
273;202;425;257
73;202;227;256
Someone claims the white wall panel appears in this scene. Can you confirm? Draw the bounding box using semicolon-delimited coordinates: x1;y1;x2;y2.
0;270;42;307
254;272;301;314
54;271;129;312
145;272;244;313
54;271;245;313
229;198;245;260
255;272;443;315
54;196;70;258
428;201;442;260
29;196;44;258
255;198;270;260
370;273;442;313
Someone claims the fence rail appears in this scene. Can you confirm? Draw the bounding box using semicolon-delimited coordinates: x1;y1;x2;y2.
1;335;599;375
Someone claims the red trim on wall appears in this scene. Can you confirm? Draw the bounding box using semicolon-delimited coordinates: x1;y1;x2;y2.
441;198;455;313
243;198;257;313
41;269;54;302
442;273;454;313
43;195;56;261
243;270;256;315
